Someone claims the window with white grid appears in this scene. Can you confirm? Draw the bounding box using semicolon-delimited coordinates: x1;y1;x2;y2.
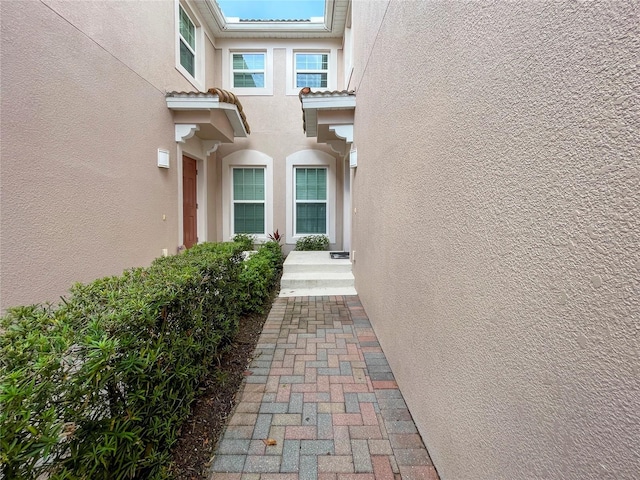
295;53;329;89
295;167;328;235
178;5;196;77
232;167;265;235
232;53;266;89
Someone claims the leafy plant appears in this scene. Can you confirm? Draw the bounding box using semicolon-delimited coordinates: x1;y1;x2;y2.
0;240;282;480
232;234;255;251
238;241;284;314
267;229;282;245
295;235;329;251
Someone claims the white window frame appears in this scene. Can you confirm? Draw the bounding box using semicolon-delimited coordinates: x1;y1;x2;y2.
231;52;266;88
343;21;355;89
286;150;336;244
293;167;329;237
222;150;274;242
231;167;266;236
286;47;338;96
175;1;204;90
222;49;273;96
294;52;329;90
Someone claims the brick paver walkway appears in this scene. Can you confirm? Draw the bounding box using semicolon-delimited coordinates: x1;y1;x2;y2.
209;296;439;480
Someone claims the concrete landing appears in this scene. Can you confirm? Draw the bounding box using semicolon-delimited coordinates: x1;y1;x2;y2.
279;252;357;297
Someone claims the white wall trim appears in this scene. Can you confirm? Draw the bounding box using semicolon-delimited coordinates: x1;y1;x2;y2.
221;150;274;241
177;147;184;248
343;157;351;251
285;150;336;245
196;155;207;245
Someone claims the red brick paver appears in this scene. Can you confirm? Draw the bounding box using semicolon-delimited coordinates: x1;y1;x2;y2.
209;296;440;480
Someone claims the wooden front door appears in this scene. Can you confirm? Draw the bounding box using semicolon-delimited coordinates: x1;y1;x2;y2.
182;156;198;249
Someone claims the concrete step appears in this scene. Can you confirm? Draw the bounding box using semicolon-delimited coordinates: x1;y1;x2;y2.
279;251;356;297
280;271;355;289
279;286;358;297
283;251;352;274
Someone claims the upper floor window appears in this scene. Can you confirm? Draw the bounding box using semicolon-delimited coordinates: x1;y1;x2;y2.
176;2;204;89
179;6;196;77
232;53;266;88
222;46;272;95
286;48;336;95
295;53;328;89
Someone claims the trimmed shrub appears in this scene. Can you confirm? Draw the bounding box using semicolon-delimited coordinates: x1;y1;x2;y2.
295;235;329;251
0;238;282;480
231;233;255;251
0;305;74;479
238;241;284;314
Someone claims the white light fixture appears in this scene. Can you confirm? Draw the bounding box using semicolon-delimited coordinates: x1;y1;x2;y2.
157;149;170;168
349;146;357;168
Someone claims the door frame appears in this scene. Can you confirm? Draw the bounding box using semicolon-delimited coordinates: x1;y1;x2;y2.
343;156;351;252
182;154;198;248
177;145;207;248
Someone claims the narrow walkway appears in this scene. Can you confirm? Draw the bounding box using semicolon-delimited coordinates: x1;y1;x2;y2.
209;296;439;480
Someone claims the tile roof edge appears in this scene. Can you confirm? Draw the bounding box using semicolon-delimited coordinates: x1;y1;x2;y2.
298;88;355;135
298;87;356;100
166;87;250;135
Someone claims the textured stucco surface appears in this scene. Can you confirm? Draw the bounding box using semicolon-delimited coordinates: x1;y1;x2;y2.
351;1;639;479
216;42;346;253
0;1;192;309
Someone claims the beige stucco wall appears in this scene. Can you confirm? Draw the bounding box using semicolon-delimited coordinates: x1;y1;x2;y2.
0;0;205;310
351;1;639;479
215;41;346;252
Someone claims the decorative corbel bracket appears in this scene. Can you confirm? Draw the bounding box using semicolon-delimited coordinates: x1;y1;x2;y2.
175;124;199;143
202;140;222;157
329;124;354;143
327;140;347;156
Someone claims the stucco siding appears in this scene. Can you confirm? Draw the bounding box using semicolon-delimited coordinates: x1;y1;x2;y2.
0;1;181;309
351;1;639;479
216;43;346;252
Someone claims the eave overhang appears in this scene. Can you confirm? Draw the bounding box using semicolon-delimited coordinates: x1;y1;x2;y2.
193;0;349;39
300;88;355;155
166;88;250;144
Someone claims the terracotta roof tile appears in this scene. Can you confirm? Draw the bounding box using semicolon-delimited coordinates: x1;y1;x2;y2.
166;87;250;134
298;87;355;133
298;87;356;98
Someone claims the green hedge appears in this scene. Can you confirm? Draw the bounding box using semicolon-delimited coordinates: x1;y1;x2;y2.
295;235;329;251
0;240;283;479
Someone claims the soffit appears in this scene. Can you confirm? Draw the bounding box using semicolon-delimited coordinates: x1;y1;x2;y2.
299;88;355;138
166;88;250;141
193;0;349;39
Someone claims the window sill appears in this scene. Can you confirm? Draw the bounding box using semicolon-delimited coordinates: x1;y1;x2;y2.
230;87;274;96
175;65;203;92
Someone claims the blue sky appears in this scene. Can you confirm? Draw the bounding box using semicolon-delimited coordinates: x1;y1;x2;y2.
216;0;325;21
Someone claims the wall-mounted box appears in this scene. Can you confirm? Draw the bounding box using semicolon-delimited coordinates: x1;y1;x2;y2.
349;147;357;168
157;149;170;168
